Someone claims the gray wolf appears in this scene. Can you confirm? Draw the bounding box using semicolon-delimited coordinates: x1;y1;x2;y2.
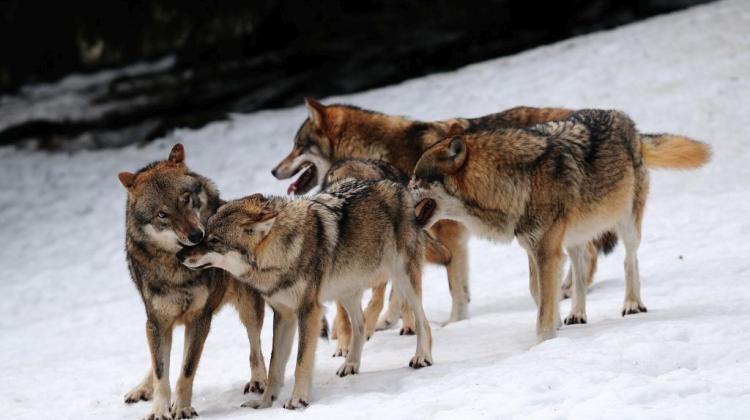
118;144;267;419
409;109;711;342
178;178;433;409
271;99;610;324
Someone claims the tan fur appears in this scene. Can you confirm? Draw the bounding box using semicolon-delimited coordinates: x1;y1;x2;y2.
411;110;710;341
120;145;267;419
179;179;433;409
273;100;576;325
641;134;711;169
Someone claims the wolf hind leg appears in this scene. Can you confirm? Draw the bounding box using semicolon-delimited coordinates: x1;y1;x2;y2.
336;291;366;377
564;244;590;325
618;212;647;316
364;276;388;339
391;259;432;369
376;286;401;331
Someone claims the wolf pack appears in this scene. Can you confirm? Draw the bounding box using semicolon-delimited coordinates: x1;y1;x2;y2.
118;99;710;419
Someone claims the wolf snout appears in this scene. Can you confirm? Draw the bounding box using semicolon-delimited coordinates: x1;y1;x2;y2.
187;229;204;244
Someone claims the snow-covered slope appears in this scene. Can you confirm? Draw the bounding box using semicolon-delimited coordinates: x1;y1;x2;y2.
2;1;749;419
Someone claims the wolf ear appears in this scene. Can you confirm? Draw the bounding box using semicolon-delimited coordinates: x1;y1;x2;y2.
248;211;277;238
447;137;467;168
448;122;465;137
168;143;185;165
118;172;136;189
304;98;328;129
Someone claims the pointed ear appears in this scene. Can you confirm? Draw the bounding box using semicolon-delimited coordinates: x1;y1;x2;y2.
448;122;465;136
118;172;136;189
304;98;328;129
448;137;467;168
168;143;185;165
249;211;277;238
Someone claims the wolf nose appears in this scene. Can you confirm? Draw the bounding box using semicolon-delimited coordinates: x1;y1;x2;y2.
188;230;204;244
271;167;279;178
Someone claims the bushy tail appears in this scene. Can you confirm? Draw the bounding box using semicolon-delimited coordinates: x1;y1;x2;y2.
640;134;711;169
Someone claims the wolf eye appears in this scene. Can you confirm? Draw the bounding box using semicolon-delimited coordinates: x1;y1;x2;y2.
157;211;167;219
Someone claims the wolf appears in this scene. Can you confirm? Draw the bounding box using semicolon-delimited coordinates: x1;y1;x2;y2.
409;109;711;342
118;144;267;420
319;159;451;356
271;99;610;324
178;178;433;409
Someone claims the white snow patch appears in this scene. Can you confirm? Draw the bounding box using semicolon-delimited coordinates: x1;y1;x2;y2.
2;1;750;419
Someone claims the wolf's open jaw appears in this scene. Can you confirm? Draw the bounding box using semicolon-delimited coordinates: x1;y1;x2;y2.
415;198;437;227
287;163;317;195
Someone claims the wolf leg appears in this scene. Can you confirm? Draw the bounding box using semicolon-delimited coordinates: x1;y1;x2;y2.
564;244;590;325
618;210;647;316
332;300;352;357
145;317;173;420
283;301;322;409
431;220;470;325
172;314;213;419
527;223;564;342
376;286;401;331
364;276;388;339
337;292;365;377
392;258;433;369
236;289;267;394
242;306;296;409
124;368;154;403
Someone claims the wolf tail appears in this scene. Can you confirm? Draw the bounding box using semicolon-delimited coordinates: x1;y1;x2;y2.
423;231;452;266
640;134;711;169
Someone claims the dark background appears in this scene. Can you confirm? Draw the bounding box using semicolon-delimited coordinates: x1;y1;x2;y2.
0;0;713;149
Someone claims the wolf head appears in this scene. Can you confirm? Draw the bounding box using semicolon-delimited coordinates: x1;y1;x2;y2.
119;144;219;252
271;98;335;196
177;194;279;279
410;134;470;229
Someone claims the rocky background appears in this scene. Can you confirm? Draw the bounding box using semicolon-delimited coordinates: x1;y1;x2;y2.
0;0;713;150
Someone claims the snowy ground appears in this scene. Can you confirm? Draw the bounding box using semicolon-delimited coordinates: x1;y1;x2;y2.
2;1;750;419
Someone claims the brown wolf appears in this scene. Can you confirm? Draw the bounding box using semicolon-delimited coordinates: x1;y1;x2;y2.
178;178;433;409
271;99;609;324
409;109;711;342
118;144;267;419
320;159;451;356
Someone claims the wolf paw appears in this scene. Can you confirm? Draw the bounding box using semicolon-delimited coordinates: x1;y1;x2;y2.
622;301;648;316
375;317;397;331
170;406;197;419
241;398;273;409
283;397;310;410
399;326;416;336
336;361;360;377
564;312;587;325
408;353;433;369
332;345;350;357
124;386;153;404
243;379;266;394
145;409;173;420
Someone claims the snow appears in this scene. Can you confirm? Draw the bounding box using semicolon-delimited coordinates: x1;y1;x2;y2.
2;1;750;419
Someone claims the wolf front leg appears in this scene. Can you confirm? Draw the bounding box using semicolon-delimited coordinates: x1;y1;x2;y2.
284;300;323;409
431;220;470;325
236;289;267;394
145;317;174;420
171;313;215;419
363;274;388;339
527;223;565;342
124;367;154;404
243;306;296;409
